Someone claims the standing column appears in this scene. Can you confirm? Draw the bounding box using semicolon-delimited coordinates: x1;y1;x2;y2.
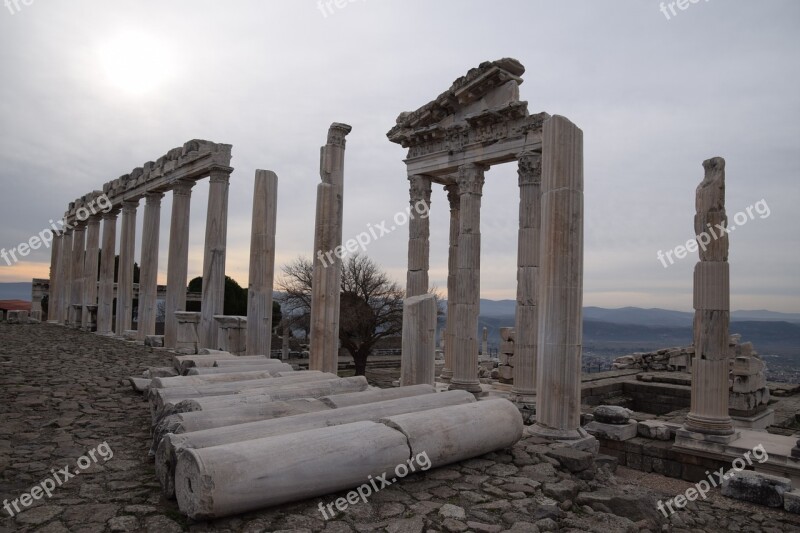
69;223;87;327
405;175;431;297
530;115;586;441
164;180;194;349
57;228;72;324
246;170;279;355
137;192;164;339
679;157;737;441
448;163;486;394
511;152;542;408
310;123;352;373
97;209;119;334
116;199;139;336
47;232;61;322
441;184;460;382
82;216;101;329
200;170;231;349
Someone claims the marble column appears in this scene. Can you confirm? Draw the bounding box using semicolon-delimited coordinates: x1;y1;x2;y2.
97;209;119;335
511;152;542;408
530;115;586;440
406;175;431;297
138;192;164;339
246;170;278;356
401;293;437;386
116;199;139;336
69;223;86;327
82;216;101;329
47;232;61;322
200;170;231;350
448;163;486;394
310;123;352;374
56;228;72;324
441;184;460;382
682;157;736;439
164;180;194;349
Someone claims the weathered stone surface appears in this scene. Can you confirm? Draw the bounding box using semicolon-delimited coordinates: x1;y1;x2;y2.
637;420;671;440
721;470;791;507
544;448;594;473
593;405;632;425
585;420;637;441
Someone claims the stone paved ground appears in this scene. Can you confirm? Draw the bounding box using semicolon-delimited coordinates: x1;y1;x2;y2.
2;323;800;533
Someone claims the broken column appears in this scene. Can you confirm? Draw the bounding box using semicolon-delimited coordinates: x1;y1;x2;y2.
511;152;542;408
310;123;352;374
164;179;194;349
214;315;247;355
96;209;118;334
405;175;431;297
530;116;588;443
200;169;231;349
679;157;737;442
116;199;139;335
441;184;459;382
138;192;164;339
400;293;437;386
449;163;486;394
246;170;278;356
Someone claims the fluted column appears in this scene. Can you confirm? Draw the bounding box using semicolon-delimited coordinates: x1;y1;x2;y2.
246;170;278;355
682;157;736;438
56;228;72;324
441;183;460;382
81;216;101;329
200;170;231;349
512;152;542;407
165;180;195;349
449;163;486;394
137;192;164;339
97;209;119;334
47;232;61;322
69;223;86;327
406;175;431;297
530;115;585;440
116;199;139;335
310;123;352;373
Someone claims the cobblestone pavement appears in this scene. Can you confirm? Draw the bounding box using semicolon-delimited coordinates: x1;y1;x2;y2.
2;323;799;532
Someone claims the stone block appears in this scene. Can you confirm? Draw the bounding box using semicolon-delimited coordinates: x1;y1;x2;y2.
637;420;671;441
593;405;632;424
784;489;800;514
145;335;165;348
721;470;791;508
585;420;638;441
6;310;29;324
545;447;594;473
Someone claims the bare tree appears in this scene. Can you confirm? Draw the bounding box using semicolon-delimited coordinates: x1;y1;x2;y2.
277;253;406;376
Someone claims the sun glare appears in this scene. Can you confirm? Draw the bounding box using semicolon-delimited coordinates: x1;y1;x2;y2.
97;31;174;96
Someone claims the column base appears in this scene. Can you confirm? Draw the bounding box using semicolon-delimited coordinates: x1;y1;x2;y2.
448;379;483;394
684;412;736;436
439;369;453;383
674;427;741;452
525;425;598;453
510;389;536;410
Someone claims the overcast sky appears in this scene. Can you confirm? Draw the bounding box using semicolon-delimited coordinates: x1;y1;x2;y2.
1;0;798;312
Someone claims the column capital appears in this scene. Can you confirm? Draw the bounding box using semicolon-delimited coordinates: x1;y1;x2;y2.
145;191;165;205
122;199;139;212
209;169;231;184
455;163;487;196
444;183;460;210
102;207;121;220
86;215;102;227
172;178;195;196
72;221;87;231
408;175;432;203
327;122;353;147
517;152;542;186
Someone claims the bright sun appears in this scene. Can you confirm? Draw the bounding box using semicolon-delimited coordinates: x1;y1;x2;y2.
97;31;173;96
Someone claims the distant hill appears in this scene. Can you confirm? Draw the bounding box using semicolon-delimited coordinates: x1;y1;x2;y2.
0;282;32;301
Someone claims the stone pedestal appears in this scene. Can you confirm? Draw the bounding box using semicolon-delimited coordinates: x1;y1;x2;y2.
246;170;278;356
175;311;202;355
82;216;101;329
165;180;194;349
310;123;351;374
529;116;585;441
200;171;231;350
449;163;486;394
97;209;119;334
511;152;542;408
441;184;459;383
138;192;164;339
116;200;139;336
400;294;437;386
214;315;247;355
